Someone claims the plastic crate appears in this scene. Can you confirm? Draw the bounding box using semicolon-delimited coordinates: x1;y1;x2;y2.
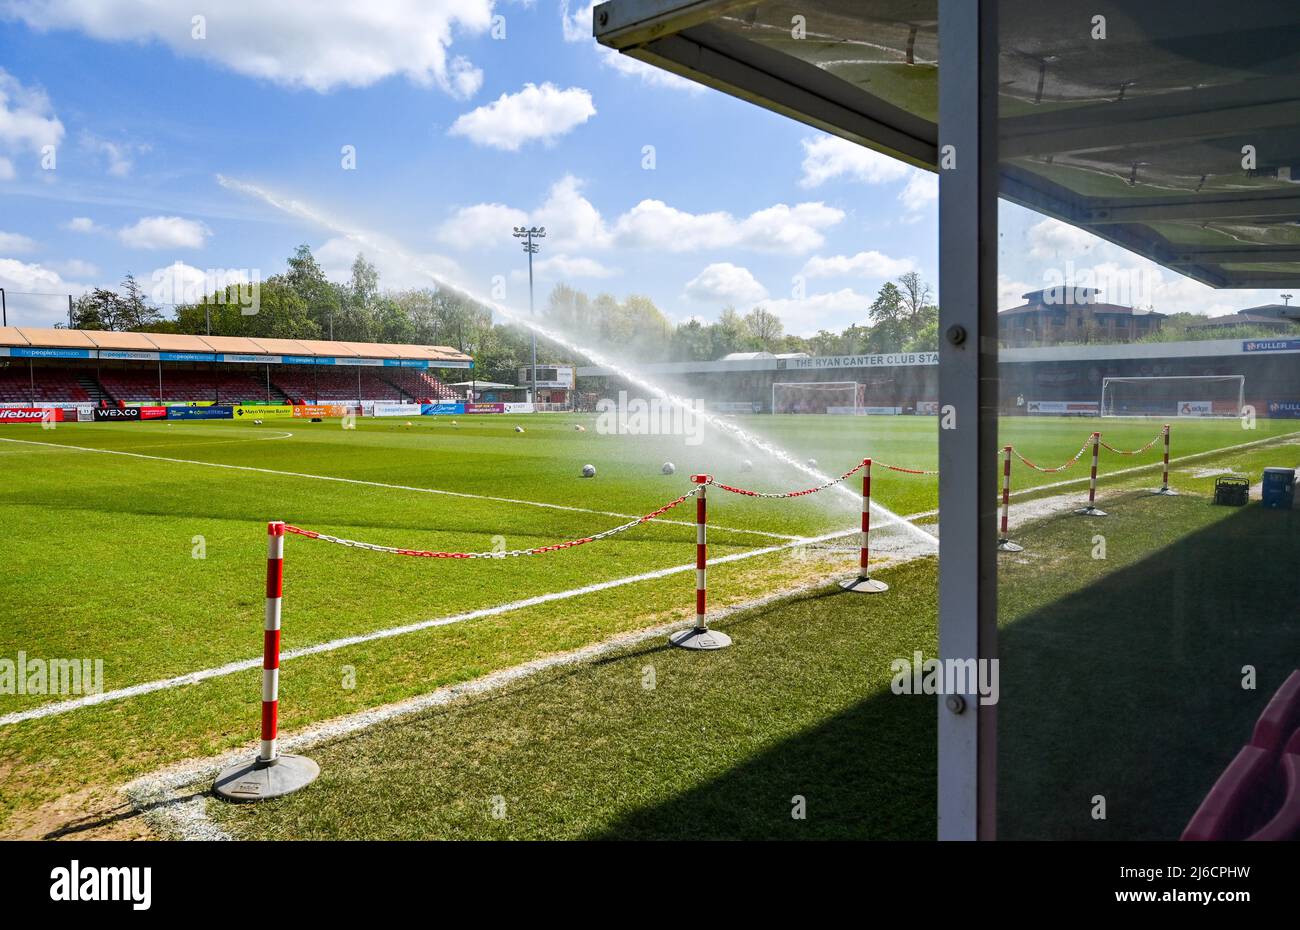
1213;475;1250;506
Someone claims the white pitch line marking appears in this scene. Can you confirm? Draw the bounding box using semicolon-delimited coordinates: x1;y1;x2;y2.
0;524;876;728
0;436;796;541
125;565;889;840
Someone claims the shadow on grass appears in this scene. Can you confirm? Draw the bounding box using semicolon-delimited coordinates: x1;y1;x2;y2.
588;686;936;840
999;498;1300;839
587;586;937;841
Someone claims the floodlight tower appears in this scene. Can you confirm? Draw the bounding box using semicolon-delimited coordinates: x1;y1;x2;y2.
513;225;546;404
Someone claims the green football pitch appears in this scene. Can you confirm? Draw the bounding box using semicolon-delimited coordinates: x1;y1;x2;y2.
0;413;1295;837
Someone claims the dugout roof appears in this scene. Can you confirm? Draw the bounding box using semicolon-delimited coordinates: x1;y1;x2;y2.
594;0;1300;288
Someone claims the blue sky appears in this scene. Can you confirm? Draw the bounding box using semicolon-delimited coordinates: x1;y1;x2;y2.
0;1;1276;335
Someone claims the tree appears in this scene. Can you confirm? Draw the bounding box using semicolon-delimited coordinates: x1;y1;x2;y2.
69;275;163;331
743;306;784;350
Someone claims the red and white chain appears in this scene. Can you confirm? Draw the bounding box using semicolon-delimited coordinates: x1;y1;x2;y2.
1099;433;1161;456
710;459;869;498
283;486;701;559
1011;435;1093;473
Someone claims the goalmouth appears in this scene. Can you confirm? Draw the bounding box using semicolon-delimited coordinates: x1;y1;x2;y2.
772;381;864;414
1100;375;1245;419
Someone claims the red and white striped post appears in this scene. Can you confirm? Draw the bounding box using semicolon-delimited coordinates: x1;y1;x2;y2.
997;445;1023;552
1074;431;1107;516
214;521;321;801
1153;423;1177;495
841;458;888;592
669;476;732;649
261;521;285;762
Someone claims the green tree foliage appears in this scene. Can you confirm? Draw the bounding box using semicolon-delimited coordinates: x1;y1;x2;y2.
76;247;942;374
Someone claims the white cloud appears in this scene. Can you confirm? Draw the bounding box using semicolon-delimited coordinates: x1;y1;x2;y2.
80;132;149;177
0;69;64;173
147;261;253;305
899;169;937;216
442;177;844;258
799;135;911;188
4;1;492;96
0;230;38;253
684;262;768;306
0;258;90;325
1026;217;1102;259
118;216;210;250
436;202;530;250
532;254;617;279
802;250;915;280
759;288;874;337
314;236;462;291
449;83;595;151
614;200;843;254
560;1;703;93
49;258;97;277
437;175;610;254
65;216;105;234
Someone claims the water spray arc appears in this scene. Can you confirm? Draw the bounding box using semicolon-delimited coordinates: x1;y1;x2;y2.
216;176;938;549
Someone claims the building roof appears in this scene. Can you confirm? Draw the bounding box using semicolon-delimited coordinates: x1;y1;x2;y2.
0;327;473;364
999;302;1163;318
1187;312;1299;328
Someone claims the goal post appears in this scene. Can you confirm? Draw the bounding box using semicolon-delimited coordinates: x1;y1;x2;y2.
1100;375;1245;419
771;381;864;414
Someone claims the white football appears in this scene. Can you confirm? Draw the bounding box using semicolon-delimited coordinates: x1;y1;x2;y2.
582;464;596;478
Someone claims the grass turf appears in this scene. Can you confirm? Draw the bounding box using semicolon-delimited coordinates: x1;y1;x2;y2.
0;413;1295;834
209;432;1300;840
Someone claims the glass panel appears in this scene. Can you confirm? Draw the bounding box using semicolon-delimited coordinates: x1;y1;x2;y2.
995;0;1300;839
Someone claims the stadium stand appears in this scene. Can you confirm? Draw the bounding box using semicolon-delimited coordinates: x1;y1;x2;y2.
98;370;276;404
269;368;407;403
380;368;460;401
0;367;91;404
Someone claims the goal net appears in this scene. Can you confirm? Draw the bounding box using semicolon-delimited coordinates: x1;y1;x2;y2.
1100;375;1245;418
772;381;864;414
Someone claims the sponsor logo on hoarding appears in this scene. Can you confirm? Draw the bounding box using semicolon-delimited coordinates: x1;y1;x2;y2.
372;403;422;417
1268;400;1300;419
1026;400;1100;415
1243;339;1300;353
503;402;535;414
291;404;347;418
234;405;295;418
420;402;465;416
94;407;141;421
10;347;93;359
465;403;506;414
0;407;62;423
166;405;234;420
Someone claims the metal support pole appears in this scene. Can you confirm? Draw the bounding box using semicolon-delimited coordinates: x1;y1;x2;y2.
937;0;998;841
669;476;730;650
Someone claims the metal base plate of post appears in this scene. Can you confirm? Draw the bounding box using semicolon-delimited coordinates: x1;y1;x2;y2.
839;576;889;593
213;754;320;802
669;626;732;650
996;539;1024;552
1153;487;1178;496
1073;505;1107;516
